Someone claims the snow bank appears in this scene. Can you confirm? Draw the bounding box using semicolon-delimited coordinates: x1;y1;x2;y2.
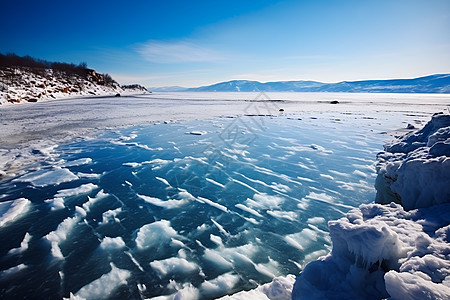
375;113;450;210
292;114;450;299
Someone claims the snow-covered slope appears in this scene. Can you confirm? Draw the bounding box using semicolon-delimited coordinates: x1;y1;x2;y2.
292;114;450;299
0;67;148;105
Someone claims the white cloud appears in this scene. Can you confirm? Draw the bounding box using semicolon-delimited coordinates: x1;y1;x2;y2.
136;40;225;63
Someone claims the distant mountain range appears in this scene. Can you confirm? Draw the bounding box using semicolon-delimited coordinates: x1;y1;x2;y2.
150;74;450;93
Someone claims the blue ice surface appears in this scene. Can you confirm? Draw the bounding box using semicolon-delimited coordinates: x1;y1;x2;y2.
0;113;389;299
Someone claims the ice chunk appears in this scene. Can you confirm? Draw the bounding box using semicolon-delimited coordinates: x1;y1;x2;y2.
135;220;179;250
150;257;199;277
206;177;226;188
197;196;228;213
0;264;27;277
14;167;78;187
76;172;101;179
156;176;171;186
45;197;65;210
200;272;240;298
245;193;285;210
101;207;122;224
235;203;263;218
307;217;325;224
123;162;141;167
0;198;31;226
75;263;130;299
55;183;98;198
385;271;450;300
99;236;126;250
45;207;86;258
319;174;334;180
188;131;207;135
284;228;318;251
203;249;234;271
8;232;32;255
83;190;109;212
59;158;92;167
138;194;189;209
267;210;297;222
218;274;295;300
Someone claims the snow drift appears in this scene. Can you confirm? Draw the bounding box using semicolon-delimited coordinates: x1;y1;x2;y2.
292;114;450;299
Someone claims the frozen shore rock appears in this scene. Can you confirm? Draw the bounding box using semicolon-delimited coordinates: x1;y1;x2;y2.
292;114;450;299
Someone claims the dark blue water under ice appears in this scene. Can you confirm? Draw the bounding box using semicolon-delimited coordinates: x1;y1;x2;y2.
0;113;391;299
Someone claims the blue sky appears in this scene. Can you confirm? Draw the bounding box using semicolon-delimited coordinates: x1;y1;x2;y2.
1;0;449;87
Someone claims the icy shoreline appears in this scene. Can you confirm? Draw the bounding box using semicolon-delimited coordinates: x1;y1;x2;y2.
291;114;450;300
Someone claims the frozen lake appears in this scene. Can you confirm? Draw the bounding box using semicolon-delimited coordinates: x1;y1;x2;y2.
0;92;449;299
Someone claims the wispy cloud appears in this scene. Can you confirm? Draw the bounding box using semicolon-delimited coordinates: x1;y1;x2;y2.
135;40;225;63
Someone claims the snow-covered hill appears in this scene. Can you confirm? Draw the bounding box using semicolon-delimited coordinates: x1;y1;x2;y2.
0;67;148;105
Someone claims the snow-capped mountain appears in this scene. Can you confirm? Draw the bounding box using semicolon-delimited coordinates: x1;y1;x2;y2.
158;74;450;93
